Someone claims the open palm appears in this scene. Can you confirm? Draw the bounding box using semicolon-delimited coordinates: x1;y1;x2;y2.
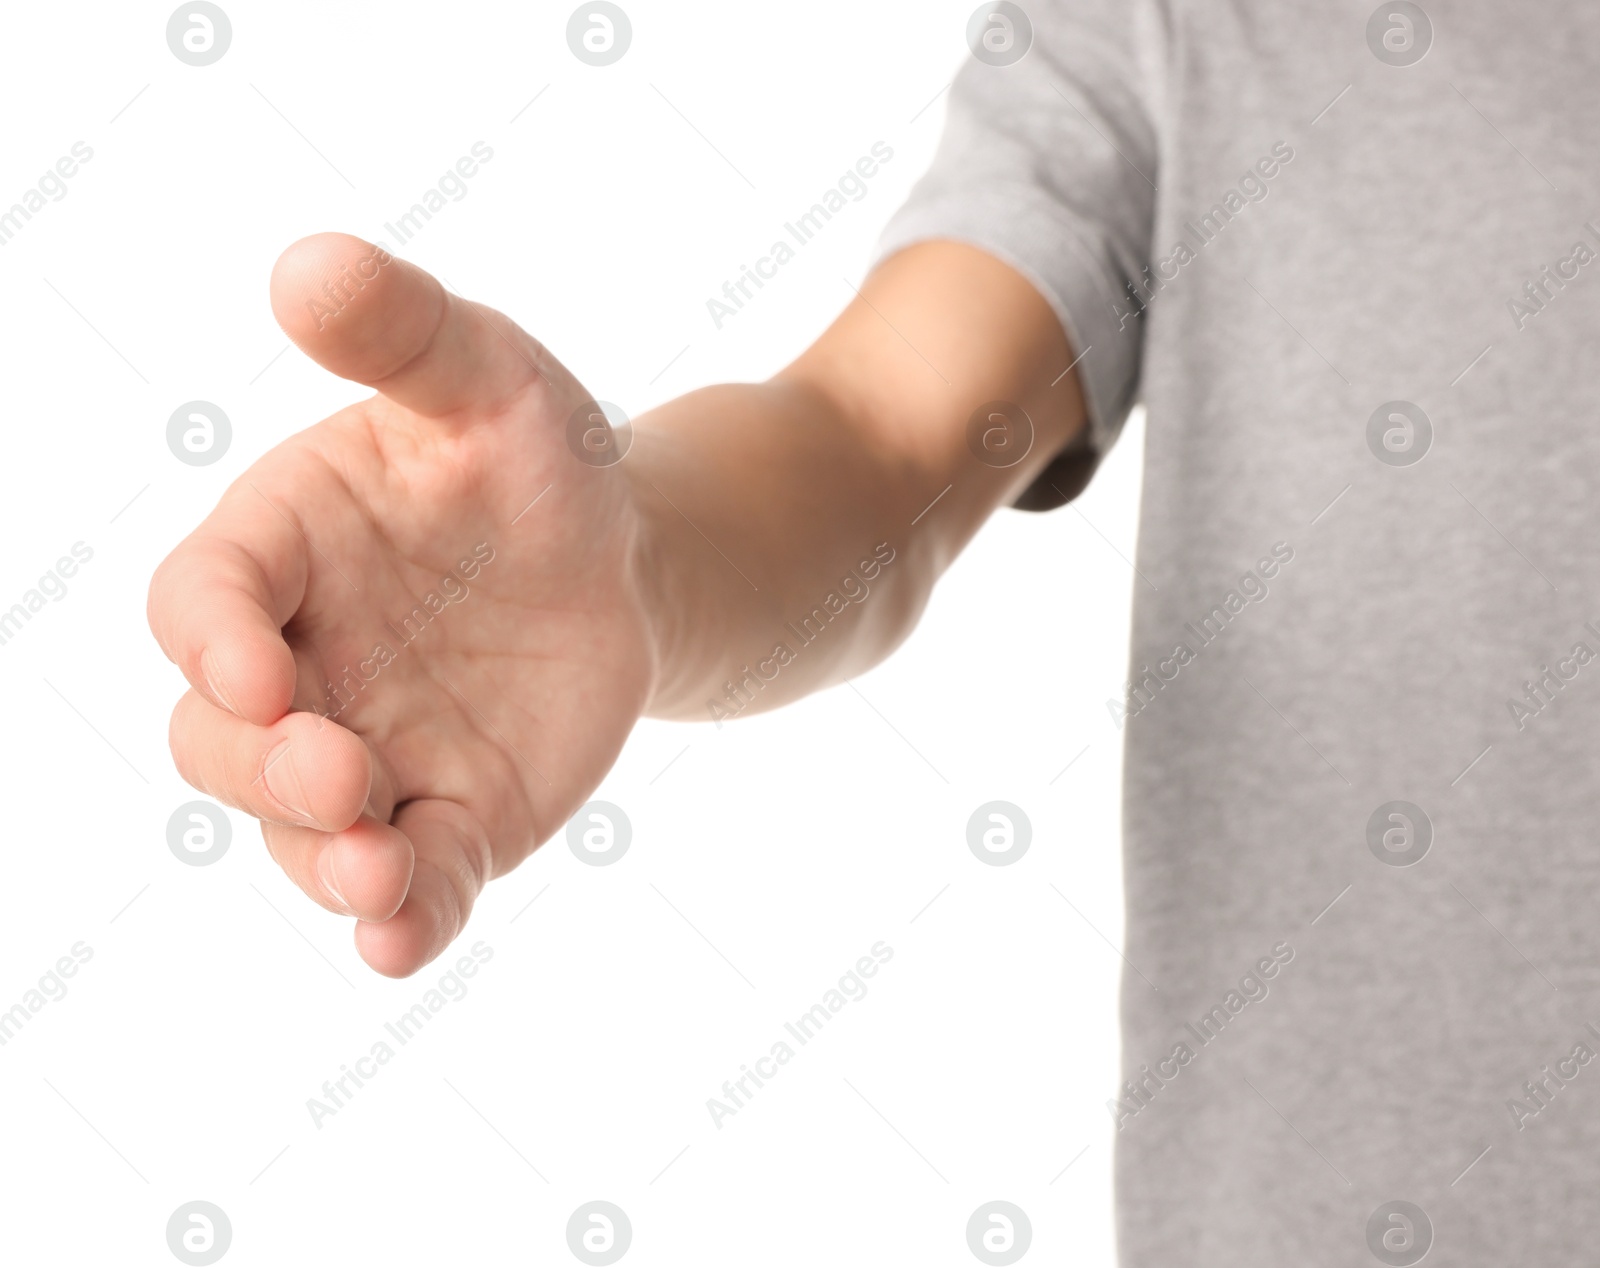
149;234;657;975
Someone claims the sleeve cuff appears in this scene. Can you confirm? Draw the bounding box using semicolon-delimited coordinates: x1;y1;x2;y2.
871;185;1142;463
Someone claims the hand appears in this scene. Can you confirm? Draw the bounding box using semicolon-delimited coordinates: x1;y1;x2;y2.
149;234;658;976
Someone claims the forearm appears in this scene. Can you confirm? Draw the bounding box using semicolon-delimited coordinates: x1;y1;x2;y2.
628;242;1088;723
628;378;943;722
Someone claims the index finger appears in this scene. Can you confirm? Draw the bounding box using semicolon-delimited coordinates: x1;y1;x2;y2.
148;480;308;726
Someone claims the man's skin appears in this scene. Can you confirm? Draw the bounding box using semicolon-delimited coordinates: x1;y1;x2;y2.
147;232;1087;977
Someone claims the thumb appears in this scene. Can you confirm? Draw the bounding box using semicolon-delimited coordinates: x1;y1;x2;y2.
270;232;549;418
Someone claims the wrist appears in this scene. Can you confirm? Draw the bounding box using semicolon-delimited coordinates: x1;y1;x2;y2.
619;438;722;721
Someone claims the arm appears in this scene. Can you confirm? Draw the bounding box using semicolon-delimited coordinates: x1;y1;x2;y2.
633;239;1086;720
148;233;1085;975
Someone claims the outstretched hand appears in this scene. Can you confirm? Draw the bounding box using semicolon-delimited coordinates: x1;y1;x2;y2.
149;234;657;976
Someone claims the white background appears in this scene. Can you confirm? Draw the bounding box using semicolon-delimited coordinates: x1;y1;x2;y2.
0;2;1144;1263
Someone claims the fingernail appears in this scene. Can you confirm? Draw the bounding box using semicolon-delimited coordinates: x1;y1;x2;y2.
201;648;242;715
261;741;314;822
317;848;352;914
